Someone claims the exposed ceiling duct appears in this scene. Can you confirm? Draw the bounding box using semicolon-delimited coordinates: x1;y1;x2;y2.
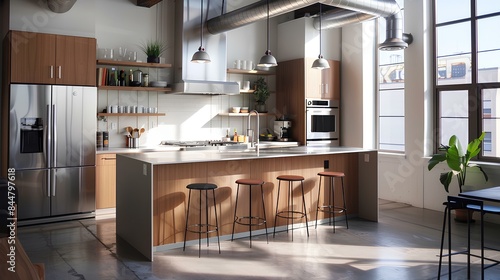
46;0;77;13
207;0;413;51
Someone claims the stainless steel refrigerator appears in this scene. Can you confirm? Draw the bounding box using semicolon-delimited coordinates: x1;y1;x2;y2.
9;84;96;223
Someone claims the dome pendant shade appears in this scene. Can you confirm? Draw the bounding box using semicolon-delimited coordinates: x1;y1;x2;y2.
191;46;211;63
258;50;277;67
312;55;330;69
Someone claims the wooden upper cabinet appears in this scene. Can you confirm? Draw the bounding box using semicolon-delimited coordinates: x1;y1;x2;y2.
305;58;340;100
8;31;96;86
10;31;56;84
55;35;96;86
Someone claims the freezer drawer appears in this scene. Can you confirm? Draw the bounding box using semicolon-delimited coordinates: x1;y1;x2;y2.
15;169;51;220
51;166;95;216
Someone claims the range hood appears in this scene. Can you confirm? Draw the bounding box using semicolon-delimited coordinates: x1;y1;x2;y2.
172;0;239;95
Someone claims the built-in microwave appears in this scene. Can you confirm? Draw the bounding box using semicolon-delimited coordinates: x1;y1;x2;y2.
306;99;340;146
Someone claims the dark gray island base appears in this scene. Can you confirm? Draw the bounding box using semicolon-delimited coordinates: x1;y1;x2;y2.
116;146;378;260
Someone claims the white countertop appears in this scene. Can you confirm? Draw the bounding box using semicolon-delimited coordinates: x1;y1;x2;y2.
117;146;376;165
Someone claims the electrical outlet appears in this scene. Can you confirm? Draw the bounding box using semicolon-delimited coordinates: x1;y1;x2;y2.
111;122;117;130
324;160;329;169
143;164;147;176
364;154;370;162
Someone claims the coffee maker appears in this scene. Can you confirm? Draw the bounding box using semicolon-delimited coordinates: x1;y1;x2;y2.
274;120;292;141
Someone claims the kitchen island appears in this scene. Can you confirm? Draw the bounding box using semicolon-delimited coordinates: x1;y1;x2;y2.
116;146;378;260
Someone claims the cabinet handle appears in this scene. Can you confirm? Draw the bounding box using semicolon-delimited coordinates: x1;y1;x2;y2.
50;65;54;79
101;157;116;161
58;66;62;79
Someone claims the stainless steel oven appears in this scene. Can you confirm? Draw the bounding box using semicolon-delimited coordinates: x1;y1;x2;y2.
306;99;340;146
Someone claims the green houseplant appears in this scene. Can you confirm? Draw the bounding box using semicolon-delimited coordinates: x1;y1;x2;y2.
140;40;167;63
253;77;269;112
427;132;488;193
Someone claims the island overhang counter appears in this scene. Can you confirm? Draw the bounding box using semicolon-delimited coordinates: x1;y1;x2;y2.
116;146;378;261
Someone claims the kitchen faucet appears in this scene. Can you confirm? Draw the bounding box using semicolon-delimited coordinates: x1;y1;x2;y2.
247;110;260;154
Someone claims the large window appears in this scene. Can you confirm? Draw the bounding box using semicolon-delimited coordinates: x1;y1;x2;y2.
378;0;405;152
434;0;500;160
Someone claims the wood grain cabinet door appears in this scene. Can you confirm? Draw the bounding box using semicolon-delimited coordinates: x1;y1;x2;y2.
321;59;340;100
10;31;56;84
55;35;96;86
96;153;117;209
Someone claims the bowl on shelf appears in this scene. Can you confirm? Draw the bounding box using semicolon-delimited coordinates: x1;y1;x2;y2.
231;107;241;113
150;81;168;88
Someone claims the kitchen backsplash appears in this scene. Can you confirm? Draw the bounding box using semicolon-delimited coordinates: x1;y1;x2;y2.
97;90;276;148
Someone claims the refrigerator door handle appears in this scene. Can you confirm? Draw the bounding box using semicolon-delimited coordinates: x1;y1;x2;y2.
47;170;51;197
47;104;52;168
51;169;56;197
52;104;57;167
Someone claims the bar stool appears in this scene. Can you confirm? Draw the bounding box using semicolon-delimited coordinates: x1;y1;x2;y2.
315;171;348;232
438;195;500;279
273;175;309;240
183;183;221;257
231;179;268;247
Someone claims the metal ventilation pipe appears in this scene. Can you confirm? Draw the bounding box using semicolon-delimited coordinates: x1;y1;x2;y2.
379;11;413;50
207;0;412;50
207;0;321;35
313;9;377;30
46;0;77;13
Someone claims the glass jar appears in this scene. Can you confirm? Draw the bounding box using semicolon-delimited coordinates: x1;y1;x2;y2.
131;69;142;86
142;73;149;87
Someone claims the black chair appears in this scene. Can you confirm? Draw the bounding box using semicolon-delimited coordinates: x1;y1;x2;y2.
315;171;348;232
183;183;221;257
273;175;309;240
231;179;268;247
438;195;500;279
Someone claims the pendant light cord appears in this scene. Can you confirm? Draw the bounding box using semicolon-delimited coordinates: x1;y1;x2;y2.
319;3;322;57
200;0;204;50
266;0;270;53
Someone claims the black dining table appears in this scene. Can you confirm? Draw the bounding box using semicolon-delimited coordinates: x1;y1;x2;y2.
459;186;500;203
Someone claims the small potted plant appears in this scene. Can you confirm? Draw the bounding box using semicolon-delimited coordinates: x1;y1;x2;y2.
253;77;269;113
427;132;488;221
140;40;167;63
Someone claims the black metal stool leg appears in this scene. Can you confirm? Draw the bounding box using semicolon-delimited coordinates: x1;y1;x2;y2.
330;176;335;233
437;205;448;280
231;184;241;241
212;189;221;254
261;184;269;244
249;186;253;247
315;175;322;229
290;181;294;240
341;177;348;229
183;189;192;252
301;180;309;237
273;180;282;238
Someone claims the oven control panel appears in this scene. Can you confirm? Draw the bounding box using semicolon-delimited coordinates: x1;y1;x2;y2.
306;99;339;108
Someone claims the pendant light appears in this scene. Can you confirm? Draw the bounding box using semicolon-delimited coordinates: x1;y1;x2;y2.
257;0;277;68
311;4;329;70
191;0;211;63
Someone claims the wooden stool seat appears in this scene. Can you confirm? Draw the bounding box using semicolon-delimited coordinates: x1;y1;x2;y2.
317;171;345;178
235;179;264;186
276;175;305;181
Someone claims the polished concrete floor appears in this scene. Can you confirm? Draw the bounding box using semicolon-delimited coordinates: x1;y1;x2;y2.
16;200;500;280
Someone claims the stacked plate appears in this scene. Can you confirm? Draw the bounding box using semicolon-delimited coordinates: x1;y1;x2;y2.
150;81;168;88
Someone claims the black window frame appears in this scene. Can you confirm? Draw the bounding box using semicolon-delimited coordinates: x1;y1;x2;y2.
433;0;500;162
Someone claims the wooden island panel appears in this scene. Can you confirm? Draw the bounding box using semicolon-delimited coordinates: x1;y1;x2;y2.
152;153;359;247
